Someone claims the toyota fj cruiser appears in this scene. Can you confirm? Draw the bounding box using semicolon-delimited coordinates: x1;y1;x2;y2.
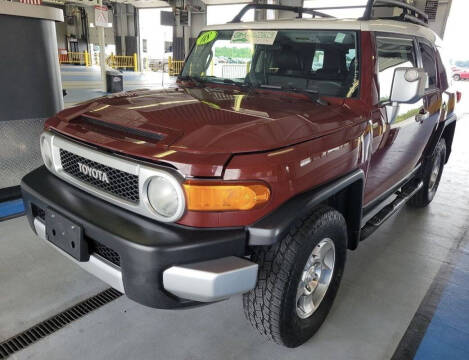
21;1;462;347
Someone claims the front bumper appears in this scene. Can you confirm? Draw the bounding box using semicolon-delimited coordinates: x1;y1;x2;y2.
21;166;257;309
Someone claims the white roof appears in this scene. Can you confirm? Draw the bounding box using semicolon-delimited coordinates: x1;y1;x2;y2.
204;18;439;44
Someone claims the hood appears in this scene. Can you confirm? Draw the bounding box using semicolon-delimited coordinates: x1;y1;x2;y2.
48;87;362;176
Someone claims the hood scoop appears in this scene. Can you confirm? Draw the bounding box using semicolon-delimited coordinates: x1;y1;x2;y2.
76;116;165;143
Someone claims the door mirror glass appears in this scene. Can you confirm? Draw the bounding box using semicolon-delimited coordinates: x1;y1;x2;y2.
390;67;427;104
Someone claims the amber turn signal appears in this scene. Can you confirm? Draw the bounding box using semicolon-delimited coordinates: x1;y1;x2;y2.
183;181;270;211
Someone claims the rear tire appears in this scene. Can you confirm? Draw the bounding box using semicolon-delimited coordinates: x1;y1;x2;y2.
243;206;347;348
409;138;446;208
453;74;461;81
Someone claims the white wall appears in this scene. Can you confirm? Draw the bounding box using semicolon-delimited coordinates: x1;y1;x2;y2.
303;0;368;18
139;8;173;59
207;4;253;25
443;0;469;62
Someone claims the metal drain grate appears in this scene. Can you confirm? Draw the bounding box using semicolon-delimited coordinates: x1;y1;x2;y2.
0;288;122;359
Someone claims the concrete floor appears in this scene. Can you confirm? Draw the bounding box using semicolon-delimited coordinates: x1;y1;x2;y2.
1;97;468;359
60;65;175;108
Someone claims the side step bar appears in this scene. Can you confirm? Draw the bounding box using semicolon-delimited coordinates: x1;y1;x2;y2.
360;179;423;241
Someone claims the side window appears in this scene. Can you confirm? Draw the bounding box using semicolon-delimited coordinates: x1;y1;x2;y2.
312;49;324;71
377;36;417;102
419;42;438;89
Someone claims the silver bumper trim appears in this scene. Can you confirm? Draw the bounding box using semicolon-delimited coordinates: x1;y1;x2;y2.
163;257;258;302
34;217;257;302
33;218;125;293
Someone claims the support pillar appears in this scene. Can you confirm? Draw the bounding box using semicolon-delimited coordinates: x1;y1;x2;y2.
278;0;303;19
254;0;267;21
97;0;107;91
0;2;64;194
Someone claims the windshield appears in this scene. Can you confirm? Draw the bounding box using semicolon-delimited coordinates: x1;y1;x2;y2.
181;29;360;98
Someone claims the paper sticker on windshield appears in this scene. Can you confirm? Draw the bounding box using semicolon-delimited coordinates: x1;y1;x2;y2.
196;31;218;46
231;31;278;45
335;33;346;44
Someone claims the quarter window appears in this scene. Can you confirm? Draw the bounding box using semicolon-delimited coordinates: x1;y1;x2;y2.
419;42;437;89
377;37;417;102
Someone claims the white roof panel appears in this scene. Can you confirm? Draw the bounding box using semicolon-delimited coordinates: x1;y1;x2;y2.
203;18;438;44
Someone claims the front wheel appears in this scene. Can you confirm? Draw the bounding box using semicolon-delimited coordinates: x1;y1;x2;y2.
243;206;347;348
453;74;461;81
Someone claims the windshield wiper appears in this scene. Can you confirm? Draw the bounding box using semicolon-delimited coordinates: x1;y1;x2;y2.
222;78;246;86
180;76;248;90
222;78;258;92
203;77;248;88
197;77;257;94
258;84;327;105
177;75;205;87
285;86;329;106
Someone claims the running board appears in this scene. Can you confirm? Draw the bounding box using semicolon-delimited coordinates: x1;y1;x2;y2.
360;179;423;241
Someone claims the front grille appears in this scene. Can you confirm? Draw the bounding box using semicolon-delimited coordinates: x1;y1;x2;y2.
90;241;121;267
60;149;139;203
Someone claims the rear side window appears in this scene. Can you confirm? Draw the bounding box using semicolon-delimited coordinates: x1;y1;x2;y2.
419;42;437;89
377;36;417;102
436;47;451;90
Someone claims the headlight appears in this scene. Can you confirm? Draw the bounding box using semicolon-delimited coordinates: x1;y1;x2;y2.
146;176;182;218
40;133;53;169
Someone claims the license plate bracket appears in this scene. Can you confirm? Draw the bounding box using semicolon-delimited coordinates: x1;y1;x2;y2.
45;209;89;261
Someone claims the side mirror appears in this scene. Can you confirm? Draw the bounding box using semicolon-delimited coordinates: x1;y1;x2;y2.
390;68;427;104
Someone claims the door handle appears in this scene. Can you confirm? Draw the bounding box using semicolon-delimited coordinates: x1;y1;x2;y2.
415;109;429;123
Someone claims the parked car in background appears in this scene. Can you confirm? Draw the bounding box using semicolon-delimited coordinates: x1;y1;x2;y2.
452;66;469;81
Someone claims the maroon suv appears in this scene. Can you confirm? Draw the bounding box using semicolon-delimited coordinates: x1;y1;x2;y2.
21;3;461;348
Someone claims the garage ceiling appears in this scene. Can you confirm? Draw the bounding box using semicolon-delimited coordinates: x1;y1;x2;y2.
127;0;170;8
201;0;250;4
42;0;453;37
44;0;253;8
43;0;170;8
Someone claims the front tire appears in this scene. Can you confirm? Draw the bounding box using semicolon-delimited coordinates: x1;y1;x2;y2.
243;206;347;348
453;74;461;81
409;138;446;208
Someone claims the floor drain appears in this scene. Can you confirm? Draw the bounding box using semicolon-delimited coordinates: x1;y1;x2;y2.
0;288;122;359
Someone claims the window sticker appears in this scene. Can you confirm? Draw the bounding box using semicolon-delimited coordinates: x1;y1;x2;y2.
196;31;218;46
335;32;346;44
231;30;278;45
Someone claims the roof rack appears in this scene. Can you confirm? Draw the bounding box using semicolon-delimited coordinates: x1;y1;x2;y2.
231;0;429;27
230;4;333;23
362;0;429;26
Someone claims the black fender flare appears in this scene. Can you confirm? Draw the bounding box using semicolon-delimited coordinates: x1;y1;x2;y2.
247;169;365;250
423;112;457;163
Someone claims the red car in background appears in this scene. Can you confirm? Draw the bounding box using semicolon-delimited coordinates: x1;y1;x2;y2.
452;67;469;81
